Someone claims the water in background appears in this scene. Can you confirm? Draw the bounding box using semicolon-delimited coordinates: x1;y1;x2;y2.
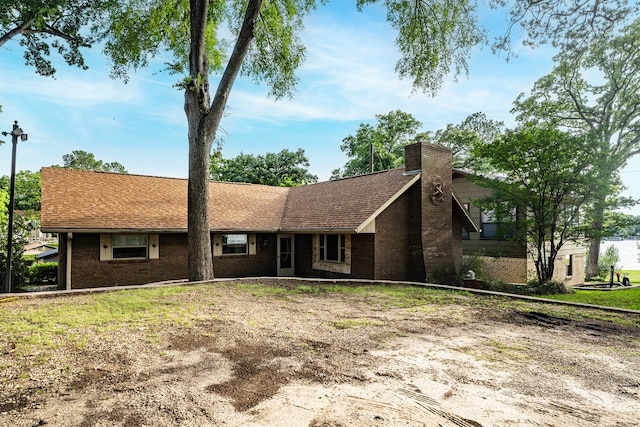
600;240;640;270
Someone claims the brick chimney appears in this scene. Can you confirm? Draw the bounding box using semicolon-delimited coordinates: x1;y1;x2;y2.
404;143;456;283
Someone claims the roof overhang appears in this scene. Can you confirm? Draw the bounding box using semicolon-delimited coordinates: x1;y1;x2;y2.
41;228;188;234
452;189;481;232
355;172;421;233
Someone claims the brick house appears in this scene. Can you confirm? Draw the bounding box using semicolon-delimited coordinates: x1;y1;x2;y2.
452;170;586;285
41;143;480;290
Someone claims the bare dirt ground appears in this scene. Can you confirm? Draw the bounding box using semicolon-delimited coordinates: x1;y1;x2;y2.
1;279;639;427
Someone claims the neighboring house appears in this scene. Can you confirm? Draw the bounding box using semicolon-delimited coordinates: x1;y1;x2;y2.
452;170;586;285
36;248;59;263
40;143;479;290
23;242;58;261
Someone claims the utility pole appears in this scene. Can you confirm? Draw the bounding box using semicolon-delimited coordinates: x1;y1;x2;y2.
369;143;374;173
2;121;28;293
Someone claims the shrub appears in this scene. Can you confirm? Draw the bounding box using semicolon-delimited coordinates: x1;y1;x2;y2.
526;280;573;295
453;255;486;285
598;245;620;279
28;262;58;285
482;280;527;294
482;279;573;295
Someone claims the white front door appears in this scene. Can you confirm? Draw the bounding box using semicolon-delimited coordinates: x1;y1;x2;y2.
277;234;294;276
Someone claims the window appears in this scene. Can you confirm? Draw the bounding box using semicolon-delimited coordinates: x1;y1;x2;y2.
480;210;498;238
313;234;351;275
213;234;256;256
112;234;148;259
480;206;516;239
566;254;573;277
318;234;346;263
222;234;248;255
100;234;159;261
462;203;470;240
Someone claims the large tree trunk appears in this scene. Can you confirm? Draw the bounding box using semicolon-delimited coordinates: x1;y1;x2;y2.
585;201;605;279
185;0;265;281
186;113;215;281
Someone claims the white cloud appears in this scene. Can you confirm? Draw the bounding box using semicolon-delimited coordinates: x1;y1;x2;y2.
0;72;141;109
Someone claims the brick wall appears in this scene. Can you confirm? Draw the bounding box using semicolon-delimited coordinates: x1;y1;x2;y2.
214;233;277;277
69;233;189;289
451;220;464;273
295;234;313;276
476;256;529;284
406;185;426;281
404;144;422;172
295;233;375;280
406;143;457;283
374;190;408;280
68;232;279;288
554;253;585;286
474;253;585;285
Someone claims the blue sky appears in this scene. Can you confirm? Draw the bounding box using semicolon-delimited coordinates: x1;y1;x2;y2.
1;1;638;215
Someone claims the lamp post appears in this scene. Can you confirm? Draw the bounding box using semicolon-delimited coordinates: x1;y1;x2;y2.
2;121;28;294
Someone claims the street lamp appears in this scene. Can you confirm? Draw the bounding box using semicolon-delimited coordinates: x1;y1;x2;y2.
2;121;28;294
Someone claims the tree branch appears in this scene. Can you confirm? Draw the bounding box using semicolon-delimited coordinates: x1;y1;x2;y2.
0;19;33;47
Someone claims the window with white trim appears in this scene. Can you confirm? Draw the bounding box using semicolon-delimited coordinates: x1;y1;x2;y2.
213;234;256;256
113;234;148;259
319;234;346;263
222;234;248;255
313;234;351;275
100;234;159;261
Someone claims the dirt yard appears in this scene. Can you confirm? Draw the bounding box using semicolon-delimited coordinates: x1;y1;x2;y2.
1;279;639;427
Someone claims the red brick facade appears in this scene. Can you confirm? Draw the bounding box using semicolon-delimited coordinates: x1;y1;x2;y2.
48;143;476;289
62;233;282;289
406;143;457;282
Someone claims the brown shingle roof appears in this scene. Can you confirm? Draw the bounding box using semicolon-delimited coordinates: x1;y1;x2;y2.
282;169;419;231
40;167;419;233
40;168;289;232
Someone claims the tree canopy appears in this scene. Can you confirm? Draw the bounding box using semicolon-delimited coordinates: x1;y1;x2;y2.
331;110;423;179
0;0;116;76
494;0;639;55
210;148;318;187
58;150;127;173
0;187;29;292
0;170;41;212
512;17;640;278
332;110;503;179
471;124;599;285
427;112;503;172
0;188;7;223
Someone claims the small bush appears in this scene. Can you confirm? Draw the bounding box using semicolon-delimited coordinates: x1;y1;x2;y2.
526;281;573;295
482;280;528;295
454;255;486;285
28;262;58;285
23;254;37;266
482;280;573;295
598;245;620;279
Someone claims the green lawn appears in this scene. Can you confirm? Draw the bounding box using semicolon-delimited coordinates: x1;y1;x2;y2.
540;270;640;310
622;270;640;283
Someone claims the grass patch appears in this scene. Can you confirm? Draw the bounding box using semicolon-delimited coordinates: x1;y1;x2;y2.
1;280;636;358
540;287;640;311
621;270;640;283
232;282;475;308
0;286;201;353
329;317;385;329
